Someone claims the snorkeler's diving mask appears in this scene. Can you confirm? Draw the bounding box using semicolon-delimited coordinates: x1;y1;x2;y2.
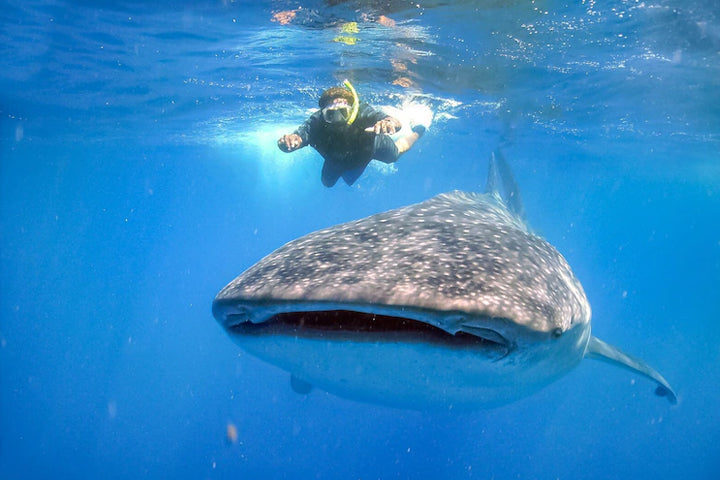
322;98;352;125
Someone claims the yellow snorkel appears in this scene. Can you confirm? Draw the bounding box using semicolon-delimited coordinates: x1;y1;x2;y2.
343;79;359;125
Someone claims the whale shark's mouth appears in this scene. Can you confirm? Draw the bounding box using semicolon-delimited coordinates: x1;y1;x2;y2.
226;309;510;354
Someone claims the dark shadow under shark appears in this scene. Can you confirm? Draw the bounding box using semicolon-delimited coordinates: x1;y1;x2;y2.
212;152;676;409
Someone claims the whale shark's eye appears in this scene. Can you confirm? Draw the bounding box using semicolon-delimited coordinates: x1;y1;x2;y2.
552;328;563;338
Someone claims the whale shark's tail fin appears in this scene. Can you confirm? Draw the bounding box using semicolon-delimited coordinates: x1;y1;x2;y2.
486;150;526;220
586;336;678;404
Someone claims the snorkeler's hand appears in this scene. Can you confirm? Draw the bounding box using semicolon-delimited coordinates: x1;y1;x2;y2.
278;133;303;152
366;117;401;135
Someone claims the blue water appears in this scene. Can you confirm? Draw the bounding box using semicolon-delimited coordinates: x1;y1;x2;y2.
1;0;719;478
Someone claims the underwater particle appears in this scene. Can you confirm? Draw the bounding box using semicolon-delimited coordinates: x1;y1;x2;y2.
226;422;238;444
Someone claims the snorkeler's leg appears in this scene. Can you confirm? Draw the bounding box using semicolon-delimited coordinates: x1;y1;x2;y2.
394;106;432;154
321;161;343;188
394;131;422;155
341;162;370;186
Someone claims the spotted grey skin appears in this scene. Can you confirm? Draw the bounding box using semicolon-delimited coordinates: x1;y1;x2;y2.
213;153;677;409
214;191;589;335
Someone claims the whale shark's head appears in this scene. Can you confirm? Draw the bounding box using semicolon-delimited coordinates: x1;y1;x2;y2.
212;189;594;409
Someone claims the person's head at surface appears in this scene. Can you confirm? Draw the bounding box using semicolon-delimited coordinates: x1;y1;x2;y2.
319;86;355;127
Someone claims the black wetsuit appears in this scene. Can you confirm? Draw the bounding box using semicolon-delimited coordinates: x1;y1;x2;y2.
294;103;399;187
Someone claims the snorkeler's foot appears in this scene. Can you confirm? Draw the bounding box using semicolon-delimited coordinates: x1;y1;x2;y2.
407;104;433;136
410;124;426;136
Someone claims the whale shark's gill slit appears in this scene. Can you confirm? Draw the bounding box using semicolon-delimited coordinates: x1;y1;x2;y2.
231;310;508;351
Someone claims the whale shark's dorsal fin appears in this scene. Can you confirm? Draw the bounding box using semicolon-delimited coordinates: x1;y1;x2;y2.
586;336;678;404
486;150;526;220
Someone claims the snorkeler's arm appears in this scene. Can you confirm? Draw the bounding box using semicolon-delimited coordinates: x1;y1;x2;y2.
277;112;319;152
358;104;401;135
278;133;304;152
368;116;401;135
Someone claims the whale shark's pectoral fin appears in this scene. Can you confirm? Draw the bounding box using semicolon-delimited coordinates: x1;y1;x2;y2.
585;336;677;404
290;374;313;395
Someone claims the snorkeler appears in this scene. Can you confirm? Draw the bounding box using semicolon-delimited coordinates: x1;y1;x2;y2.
277;81;430;187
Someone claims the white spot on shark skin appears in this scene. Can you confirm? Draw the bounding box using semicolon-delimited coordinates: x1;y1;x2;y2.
213;153;676;409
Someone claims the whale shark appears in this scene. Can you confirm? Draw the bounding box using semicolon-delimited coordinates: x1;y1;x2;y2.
212;152;676;409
